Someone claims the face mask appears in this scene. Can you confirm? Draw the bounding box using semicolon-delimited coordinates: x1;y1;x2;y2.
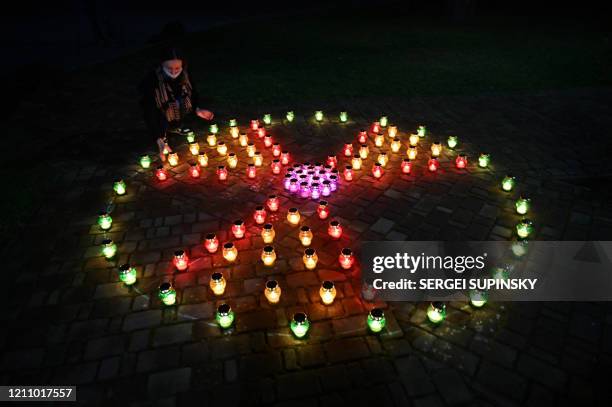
163;66;182;79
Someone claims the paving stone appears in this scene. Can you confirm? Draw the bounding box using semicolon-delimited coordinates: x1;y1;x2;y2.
98;356;120;380
517;354;567;391
137;346;181;373
370;217;395;234
84;334;127;360
277;371;322;400
297;344;326;367
476;360;528;401
153;323;193;347
123;310;162;331
147;367;191;398
325;337;370;363
431;368;473;405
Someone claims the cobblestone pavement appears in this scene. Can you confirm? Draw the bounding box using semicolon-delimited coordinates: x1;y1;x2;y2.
2;90;612;406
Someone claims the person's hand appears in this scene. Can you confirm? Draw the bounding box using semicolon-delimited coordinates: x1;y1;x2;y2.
196;108;214;120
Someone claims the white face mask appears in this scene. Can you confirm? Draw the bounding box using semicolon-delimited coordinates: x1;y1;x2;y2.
163;66;182;79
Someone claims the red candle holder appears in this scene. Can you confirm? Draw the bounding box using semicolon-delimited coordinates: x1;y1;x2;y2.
247;164;257;179
344;165;354;181
257;126;266;138
317;200;330;220
372;121;380;134
326;155;338;169
339;248;355;269
232;220;246;239
372;163;384;179
156;166;168;181
253;206;267;225
250;119;259;131
328;220;343;239
204;233;219;253
271;159;282;174
266;195;280;212
217;165;228;181
189;163;201;178
401;158;412;174
173;249;189;271
428;157;439;172
455;154;468;169
272;143;281;157
264;135;273;148
358;129;367;144
281;151;290;165
343;143;354;157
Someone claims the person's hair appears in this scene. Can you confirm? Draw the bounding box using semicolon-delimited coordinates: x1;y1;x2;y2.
159;46;186;67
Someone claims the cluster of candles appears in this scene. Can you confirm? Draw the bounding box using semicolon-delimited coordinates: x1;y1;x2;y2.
283;162;341;200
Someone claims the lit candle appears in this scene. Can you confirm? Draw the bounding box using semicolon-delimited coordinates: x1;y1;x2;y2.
209;272;226;296
447;136;458;149
390;139;401;153
113;179;127;196
367;308;386;333
101;239;117;259
358;129;368;144
140;155;151;169
261;245;277;266
343;143;354;157
209;123;219;134
257;126;266;138
431;142;442;157
261;223;275;244
515;197;530;215
299;226;313;247
352;155;362;170
189;141;200;156
173;250;189;271
303;248;318;270
185;130;195;143
401;158;412;174
271;159;282;174
217;142;228;156
299;182;311;199
247;164;257;179
156;166;168;181
253;206;267;225
168;153;179;167
204;233;219;253
281;151;290;165
372;163;384;179
339;111;348;122
264;134;273;148
372;121;380;134
359;144;369;159
287;208;301;225
317;200;330;220
225;153;237;169
97;211;112;231
158;282;176;306
377;152;388;167
217;165;228;181
206;134;217;147
409;133;419;147
229;118;237;127
272;143;281;157
469;289;487;308
246;143;256;158
501;175;515;191
339;248;354;269
455;154;468;169
198;153;208;167
239;133;249;147
315;110;324;122
118;264;137;286
189;162;201;178
342;165;353;181
379;116;388;128
407;146;418;160
511;240;529;258
311;183;321;200
216;303;234;328
427;302;446;323
328;220;343;239
319;281;337;305
289;178;299;193
388;125;398;139
290;312;310;338
428;157;439;172
374;133;384;147
321;180;331;197
253;152;263;167
250;119;259;131
263;113;272;125
478;153;490;168
417;125;426;138
266;195;280;212
516;219;533;239
230;126;239;139
286;111;295;122
232;220;246;239
326;155;338;169
222;242;238;262
264;280;281;304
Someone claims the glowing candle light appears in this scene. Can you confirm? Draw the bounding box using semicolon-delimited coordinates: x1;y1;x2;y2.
173;249;189;271
250;119;259;131
162;144;170;155
272;143;282;157
204;233;219;253
359;144;369;159
113;179;127;196
253;206;267;225
344;165;354;181
230;126;239;139
516;219;534;239
431;142;442;157
328;220;343;239
367;308;386;333
447;136;458;149
409;134;419;147
198;153;208;167
217;142;228;156
501;175;515;191
290;312;310;338
319;281;337;305
352;155;363;170
515;197;531;215
311;183;321;200
379;115;388;128
401;158;412;174
217;165;228;181
372;163;384;179
101;239;117;259
168;152;179;167
469;289;487;308
478;153;490;168
118;264;137;286
209;272;226;296
155;166;168;181
264;280;281;304
253;152;263;167
257;126;266;138
261;245;277;266
271;159;282;174
455;154;468;169
97;211;112;231
317;200;330;220
372;121;380;134
216;303;234;328
299;182;310;198
315;111;324;122
321;180;331;197
343;143;354;157
222;242;238;262
417;125;427;138
377;152;389;167
303;248;318;270
289;178;299;193
338;248;355;269
239;133;249;147
227;153;238;169
491;266;509;280
188;162;200;178
428;157;439;172
298;226;313;247
326;155;338;169
266;194;280;212
283;174;292;190
159;282;176;306
286;111;295;122
206;134;217;147
210;123;219;134
339;111;348;122
511;240;529;257
185;130;195;143
329;175;339;191
287;208;301;225
140;155;152;169
427;302;446;323
261;223;275;244
247;164;257;179
263;113;272;125
232;220;246;239
407;146;418;160
264;135;273;148
374;133;385;147
281;151;290;165
189;142;200;156
229;119;237;127
390;139;401;153
358;129;368;144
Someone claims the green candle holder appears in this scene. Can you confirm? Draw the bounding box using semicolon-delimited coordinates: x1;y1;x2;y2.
469;290;487;308
478;153;490;168
140;155;152;169
97;212;112;231
113;180;126;196
290;312;310;338
367;308;386;333
185;131;195;144
216;303;235;329
209;124;219;134
314;111;324;122
159;282;177;306
229;119;237;127
501;175;515;192
516;219;534;239
118;264;137;286
286;111;295;122
263;114;272;125
511;240;529;257
379;116;388;128
447;136;458;149
417;125;427;138
426;302;446;323
339;111;348;123
515;197;531;215
101;239;117;259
